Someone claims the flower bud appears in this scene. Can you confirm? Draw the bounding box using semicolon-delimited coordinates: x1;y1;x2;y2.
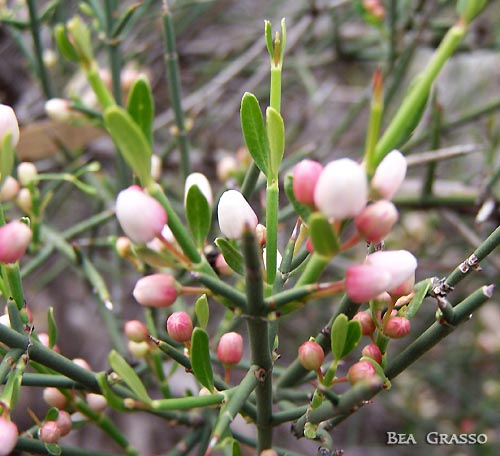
298;340;325;371
214;253;234;276
361;344;383;365
133;273;178;307
17;162;38;186
217;332;243;366
352;312;376;335
0;176;20;202
345;264;391;303
0;417;18;456
255;224;267;246
16;188;32;212
314;158;367;220
55;411;72;437
384;316;411;339
371;150;407;200
43;387;68;409
128;340;150;358
364;250;417;291
0;221;32;263
347;360;377;385
217;190;258;240
115;236;132;258
292;159;323;206
389;273;415;298
0;104;20;147
115;186;167;244
151;155;162;181
166;311;193;343
355;200;398;243
40;421;61;444
86;393;107;412
185;172;213;207
45;98;72;123
124;320;149;343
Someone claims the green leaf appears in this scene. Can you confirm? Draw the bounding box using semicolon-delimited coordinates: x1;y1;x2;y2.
0;133;15;185
108;350;151;404
341;320;362;358
266;107;285;178
47;307;57;349
215;237;244;275
190;327;214;392
96;372;126;411
331;314;348;361
284;174;311;221
66;16;94;64
104;105;152;186
264;20;273;59
186;185;211;249
45;407;60;422
54;23;80;62
240;92;269;177
195;294;209;329
126;76;155;145
44;442;62;456
457;0;488;23
405;279;432;320
308;213;339;257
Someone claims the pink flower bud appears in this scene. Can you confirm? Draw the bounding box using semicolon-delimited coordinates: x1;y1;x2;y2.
255;224;267;246
0;221;32;263
115;186;167;244
371;150;407;200
384;316;411;338
292;159;323;206
0;417;18;456
352;312;376;335
43;387;68;409
298;340;325;371
40;421;61;444
389;273;415;297
355;200;398;243
314;158;368;220
55;411;72;437
166;311;193;343
0;176;20;202
217;190;258;240
0;104;20;147
133;273;178;307
361;344;383;364
217;332;243;366
345;264;391;303
347;360;377;385
124;320;149;342
185;172;213;207
214;253;234;276
86;393;107;412
365;250;417;291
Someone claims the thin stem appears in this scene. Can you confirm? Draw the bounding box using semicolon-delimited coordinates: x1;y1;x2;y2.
421;92;442;197
265;180;279;285
15;437;120;456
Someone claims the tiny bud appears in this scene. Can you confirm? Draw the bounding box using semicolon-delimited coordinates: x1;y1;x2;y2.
355;200;398;243
151;155;162;181
166;311;193;343
0;104;20;147
384;316;411;339
45;98;72;122
217;190;258;240
255;224;267;246
86;393;107;412
43;49;57;68
365;250;417;291
128;340;150;359
17;162;38;186
217;332;243;366
347;360;377;385
345;264;391;303
0;176;20;202
115;236;132;258
361;344;383;365
216;155;238;182
0;417;18;456
124;320;149;342
371;150;407;200
298;340;325;371
185;172;213;207
39;421;61;444
43;387;68;409
292;159;323;206
214;253;234;276
55;410;72;437
133;273;178;307
16;188;32;212
352;312;376;335
0;221;32;263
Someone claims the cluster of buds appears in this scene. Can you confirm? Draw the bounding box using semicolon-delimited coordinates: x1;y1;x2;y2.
38;410;72;444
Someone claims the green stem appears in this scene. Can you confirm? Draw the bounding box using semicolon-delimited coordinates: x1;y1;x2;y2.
241;163;262;199
15;437;120;456
191;272;247;310
270;65;282;113
105;0;122;104
364;70;383;176
152;392;226;411
421;92;442;197
265;180;279;285
0;348;24;384
4;264;25;311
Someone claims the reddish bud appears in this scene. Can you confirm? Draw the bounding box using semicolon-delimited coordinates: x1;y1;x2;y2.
347;360;377;385
355;200;398;243
166;311;193;343
214;253;234;276
0;417;18;456
40;421;61;444
292;159;323;206
352;312;376;335
124;320;149;343
389;273;415;298
217;332;243;366
43;387;67;409
298;340;325;371
345;264;391;303
133;273;178;307
55;411;72;437
361;344;383;365
384;316;411;339
0;220;32;263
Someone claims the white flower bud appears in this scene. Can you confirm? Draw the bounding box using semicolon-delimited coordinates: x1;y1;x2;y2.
217;190;258;240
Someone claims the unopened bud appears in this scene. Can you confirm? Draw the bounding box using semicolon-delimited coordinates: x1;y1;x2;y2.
16;188;32;213
151;155;162;181
217;332;243;366
0;221;32;263
217;190;258;240
55;411;72;437
371;150;407;200
355;200;398;244
124;320;149;343
214;253;234;276
115;236;132;258
128;340;150;359
352;312;376;335
255;224;267;246
0;417;18;456
347;360;377;385
86;393;107;412
72;358;91;370
298;340;325;371
166;311;193;343
17;162;38;186
345;264;391;303
43;387;68;409
45;98;72;122
185;172;213;207
0;104;20;147
133;273;178;307
292;159;323;206
384;316;411;339
0;176;20;202
361;344;383;365
39;421;61;444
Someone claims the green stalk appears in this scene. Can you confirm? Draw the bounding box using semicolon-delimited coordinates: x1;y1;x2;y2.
364;70;383;176
15;437;119;456
270;65;282;113
265;180;279;285
421;92;442;197
0;348;24;384
87;63;116;109
4;264;25;311
191;272;247;310
152;392;226;411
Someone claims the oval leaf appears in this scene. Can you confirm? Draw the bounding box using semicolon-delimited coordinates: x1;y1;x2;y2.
186;185;211;249
126;76;155;145
215;237;244;275
54;23;80;62
405;279;431;320
195;294;209;329
331;314;348;361
341;320;362;358
308;213;339;257
266;107;285;178
190;327;214;392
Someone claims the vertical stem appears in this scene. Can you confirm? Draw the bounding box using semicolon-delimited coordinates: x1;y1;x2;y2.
270;66;282;113
387;0;398;71
421;92;442;197
265;180;279;285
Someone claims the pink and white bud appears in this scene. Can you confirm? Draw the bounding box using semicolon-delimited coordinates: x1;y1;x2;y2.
365;250;417;290
352;311;376;335
17;162;38;186
0;221;32;263
0;104;20;147
86;393;107;413
255;224;267;246
0;176;20;202
55;411;72;437
292;159;323;206
389;273;415;297
115;185;167;244
355;200;398;243
124;320;149;343
185;172;213;207
43;387;68;409
133;273;178;308
314;158;368;220
40;421;61;444
166;311;193;343
217;332;243;366
345;264;392;303
16;188;32;213
384;316;411;338
347;360;378;385
0;417;18;456
298;340;325;371
128;340;150;359
217;190;258;240
371;150;407;200
361;344;383;365
214;253;234;276
45;98;72;123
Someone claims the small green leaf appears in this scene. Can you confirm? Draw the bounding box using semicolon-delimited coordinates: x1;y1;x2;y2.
54;23;80;62
405;279;432;320
96;372;126;411
457;0;488;23
108;350;151;404
331;314;348;361
308;213;339;257
47;307;57;349
45;407;60;422
44;442;62;456
284;174;311;221
190;328;214;392
126;76;154;145
240;92;269;177
215;238;244;275
264;20;273;59
266;107;285;178
104;105;152;186
195;294;209;329
341;320;362;358
66;16;94;64
186;185;211;249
